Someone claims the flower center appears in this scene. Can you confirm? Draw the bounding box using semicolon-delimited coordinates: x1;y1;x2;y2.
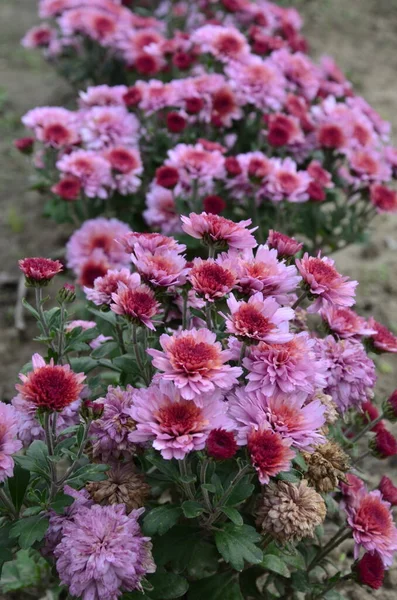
156;400;203;435
356;497;392;535
171;337;220;373
234;304;274;336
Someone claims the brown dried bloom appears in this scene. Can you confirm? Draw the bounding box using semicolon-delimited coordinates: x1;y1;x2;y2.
256;480;326;543
303;441;350;493
313;391;339;425
86;463;150;512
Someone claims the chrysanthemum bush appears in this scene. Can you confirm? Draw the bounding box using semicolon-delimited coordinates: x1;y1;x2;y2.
2;216;397;599
18;0;397;254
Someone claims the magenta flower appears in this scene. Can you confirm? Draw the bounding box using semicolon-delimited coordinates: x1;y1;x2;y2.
222;293;294;343
57;150;113;199
266;230;303;258
296;253;358;313
228;386;325;451
244;332;326;398
345;490;397;567
80;106;139;150
55;504;155;600
189;257;237;302
367;318;397;353
110;281;160;330
85;268;139;306
117;231;185;255
321;306;376;339
128;381;231;459
131;246;189;288
265;157;311;203
248;427;295;484
148;328;242;403
181;212;257;250
0;402;23;482
19;257;63;285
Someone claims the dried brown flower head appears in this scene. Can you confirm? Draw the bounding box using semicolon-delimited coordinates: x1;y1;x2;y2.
303;441;350;493
86;463;150;512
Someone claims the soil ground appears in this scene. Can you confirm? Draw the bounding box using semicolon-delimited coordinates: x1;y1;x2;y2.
0;1;397;598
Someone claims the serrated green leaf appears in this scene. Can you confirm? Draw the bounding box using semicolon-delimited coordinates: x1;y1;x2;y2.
182;501;204;519
225;476;254;506
189;572;243;600
88;307;117;324
215;524;262;571
10;515;49;549
0;549;49;593
261;554;290;578
147;573;188;599
142;506;181;536
69;357;99;374
220;507;243;526
50;492;75;514
91;341;119;359
66;463;108;487
7;465;30;512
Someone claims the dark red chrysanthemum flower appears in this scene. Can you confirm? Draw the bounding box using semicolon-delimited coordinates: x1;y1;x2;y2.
367;318;397;353
185;97;204;115
247;427;294;484
361;400;384;432
225;156;242;177
370;184;397;213
19;257;63;286
52;177;81;201
172;51;194;70
16;353;85;411
383;390;397;422
206;428;237;460
14;137;34;154
203;195;226;215
135;53;159;75
379;476;397;506
123;86;142;108
156;165;179;189
308;181;326;202
370;427;397;459
355;552;385;590
167;112;187;133
318;123;346;149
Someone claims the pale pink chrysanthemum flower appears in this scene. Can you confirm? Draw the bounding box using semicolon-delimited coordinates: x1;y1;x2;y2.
54;504;155;600
131;246;189;287
222;292;294;343
117;231;185;254
234;245;301;300
347;96;391;140
265;157;311;203
225;56;286;111
244;332;327;398
189;256;237;302
21;24;56;48
111;281;160;330
346;149;392;185
104;146;143;195
66;217;131;271
318;56;352;98
367;318;397;353
273;49;320;101
248;427;295;485
0;402;23;482
137;79;178;114
148;328;242;403
166;143;225;192
80;106;139;150
22;106;79;148
315;336;376;413
143;185;181;234
228;386;326;451
321;306;376;339
84;268;138;305
296;253;358;313
57;150;112;199
128;380;232;459
191;24;250;62
12;395;80;447
181;212;257;250
89;385;137;462
78;84;128;108
345;490;397;567
57;7;121;47
115;27;165;64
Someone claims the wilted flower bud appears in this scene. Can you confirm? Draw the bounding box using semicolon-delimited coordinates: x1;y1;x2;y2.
82;399;104;420
303;441;350;493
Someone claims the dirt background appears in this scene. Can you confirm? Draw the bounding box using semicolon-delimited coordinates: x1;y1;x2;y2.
0;1;396;598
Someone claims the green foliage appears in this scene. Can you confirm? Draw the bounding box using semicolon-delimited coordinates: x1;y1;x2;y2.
215;524;263;571
0;549;50;593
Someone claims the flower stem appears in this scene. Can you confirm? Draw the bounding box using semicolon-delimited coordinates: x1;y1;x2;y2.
291;290;308;310
0;488;18;518
35;288;56;354
182;289;189;330
205;303;212;329
349;413;384;445
131;324;150;385
205;464;252;528
179;457;195;501
200;459;212;512
308;527;351;572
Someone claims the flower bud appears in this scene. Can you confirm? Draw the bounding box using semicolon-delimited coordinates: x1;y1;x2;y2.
14;137;34;155
353;552;384;590
369;427;397;459
382;390;397;422
57;283;76;304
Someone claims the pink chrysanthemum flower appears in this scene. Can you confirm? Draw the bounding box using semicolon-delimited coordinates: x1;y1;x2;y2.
85;268;138;306
345;490;397;567
234;245;301;301
22;106;79;148
273;49;320;100
57;150;112;199
222;293;294;343
244;332;326;398
225;56;286;111
12;395;80;447
148;328;242;403
76;250;111;289
189;257;237;302
315;336;376;412
128;381;231;459
131;246;188;288
21;24;56;49
89;385;137;462
191;24;250;62
367;318;397;353
265;157;311;203
295;253;358;313
166;143;225;192
66;217;131;271
16;353;86;412
347;149;391;185
19;257;63;285
248;427;295;484
321;306;376;339
143;185;180;234
111;281;160;330
379;476;397;507
370;184;397;214
104;146;143;195
340;473;367;512
78;85;128;108
266;230;303;258
181;212;257;250
0;402;23;482
228;386;326;451
80;106;139;150
118;231;185;255
54;504;155;600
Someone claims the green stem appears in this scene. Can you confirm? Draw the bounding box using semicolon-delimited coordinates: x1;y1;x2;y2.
44;412;57;501
131;324;150;385
239;342;247;366
0;488;18;518
205;303;212;329
57;304;66;364
291;290;309;310
205;464;252;528
349;413;384;445
35;288;56;353
57;421;91;488
115;322;126;354
208;245;215;259
179;457;195;501
200;459;212;512
182;289;189;330
311;573;353;600
308;528;351;572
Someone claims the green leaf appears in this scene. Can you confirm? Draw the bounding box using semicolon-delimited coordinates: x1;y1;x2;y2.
219;507;243;526
181;501;204;519
225;476;254;506
293;452;308;472
112;354;138;373
189;572;243;600
215;524;263;571
142;506;181;536
88;307;117;325
21;298;40;320
261;554;291;578
69;357;99;374
91;341;119;359
7;465;31;512
290;571;310;592
66;463;108;487
186;540;219;579
49;492;75;514
0;549;49;593
147;573;188;599
146;452;180;482
277;469;301;484
10;515;49;549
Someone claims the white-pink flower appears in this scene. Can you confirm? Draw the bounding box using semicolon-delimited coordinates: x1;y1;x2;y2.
57;150;112;199
131;246;189;287
265;157;311;203
181;212;257;250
